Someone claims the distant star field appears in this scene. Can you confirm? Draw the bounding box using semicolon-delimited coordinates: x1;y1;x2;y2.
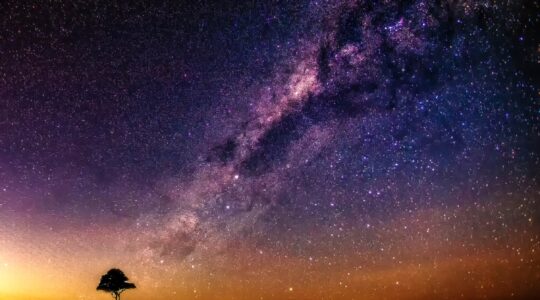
0;1;539;299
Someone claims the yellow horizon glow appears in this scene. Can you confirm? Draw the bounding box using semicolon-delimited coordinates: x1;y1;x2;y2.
1;203;539;300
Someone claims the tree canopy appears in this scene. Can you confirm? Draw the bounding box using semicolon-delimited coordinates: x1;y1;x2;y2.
97;268;136;300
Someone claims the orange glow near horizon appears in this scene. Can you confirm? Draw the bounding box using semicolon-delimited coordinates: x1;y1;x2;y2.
2;201;539;300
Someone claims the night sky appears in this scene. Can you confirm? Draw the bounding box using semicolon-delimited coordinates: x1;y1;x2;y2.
1;1;539;299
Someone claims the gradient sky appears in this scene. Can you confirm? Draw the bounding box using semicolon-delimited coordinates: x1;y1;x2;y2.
0;1;539;299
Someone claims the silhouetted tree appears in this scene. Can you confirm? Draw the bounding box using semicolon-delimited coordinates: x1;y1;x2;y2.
97;268;136;300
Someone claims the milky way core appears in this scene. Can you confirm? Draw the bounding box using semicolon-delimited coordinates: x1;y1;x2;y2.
0;1;539;299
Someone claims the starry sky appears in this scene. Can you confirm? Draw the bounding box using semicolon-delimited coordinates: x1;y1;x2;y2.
0;1;539;299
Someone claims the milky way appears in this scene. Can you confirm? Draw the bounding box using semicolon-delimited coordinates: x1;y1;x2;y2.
0;1;539;299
